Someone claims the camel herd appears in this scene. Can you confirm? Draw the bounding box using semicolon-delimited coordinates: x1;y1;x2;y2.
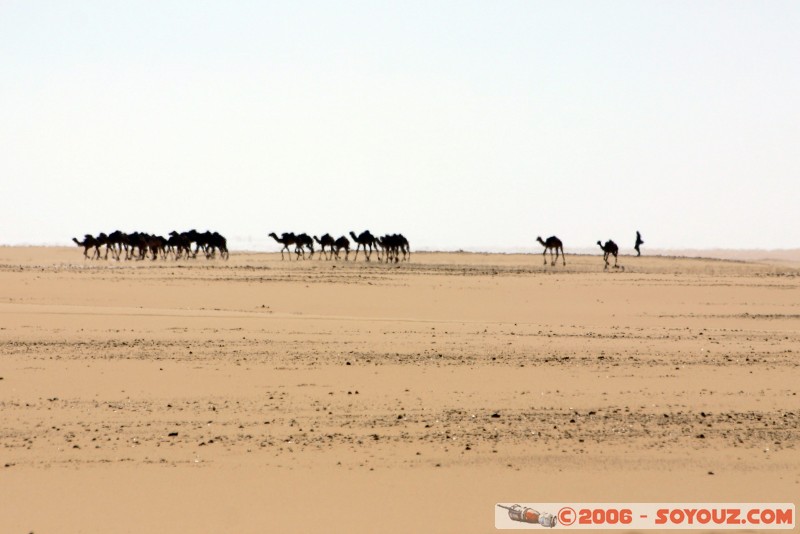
71;230;228;261
268;231;410;262
70;229;635;270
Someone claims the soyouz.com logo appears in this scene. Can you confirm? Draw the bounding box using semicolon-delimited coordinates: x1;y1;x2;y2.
495;503;795;529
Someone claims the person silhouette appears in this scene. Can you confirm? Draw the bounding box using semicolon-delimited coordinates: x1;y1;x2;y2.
634;231;644;256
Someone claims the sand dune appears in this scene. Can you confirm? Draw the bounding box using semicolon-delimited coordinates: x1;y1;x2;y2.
0;248;797;533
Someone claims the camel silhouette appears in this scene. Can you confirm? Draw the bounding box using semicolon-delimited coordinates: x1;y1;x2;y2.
377;234;411;263
294;233;314;259
333;236;350;260
167;231;192;260
269;232;298;260
350;230;378;261
313;234;335;260
207;232;229;260
72;235;100;259
597;240;619;269
106;230;127;260
536;236;565;266
394;234;410;262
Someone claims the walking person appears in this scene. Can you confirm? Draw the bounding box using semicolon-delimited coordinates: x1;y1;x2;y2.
634;231;644;256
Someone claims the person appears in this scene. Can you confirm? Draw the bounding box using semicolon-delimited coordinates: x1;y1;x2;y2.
634;231;644;256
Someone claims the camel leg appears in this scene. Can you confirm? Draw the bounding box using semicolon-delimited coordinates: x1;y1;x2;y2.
560;246;565;266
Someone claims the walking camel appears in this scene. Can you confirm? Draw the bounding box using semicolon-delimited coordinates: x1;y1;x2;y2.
72;235;100;259
333;236;350;260
269;232;299;260
294;233;315;259
536;236;565;266
597;240;619;270
313;234;335;260
349;230;378;261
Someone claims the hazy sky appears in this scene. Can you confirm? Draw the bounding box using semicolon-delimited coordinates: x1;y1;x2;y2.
2;1;798;251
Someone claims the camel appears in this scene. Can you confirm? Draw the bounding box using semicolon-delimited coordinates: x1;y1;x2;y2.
193;231;216;258
92;232;112;260
376;235;392;263
294;233;315;259
350;230;378;261
397;234;410;262
131;233;165;261
269;232;298;260
207;232;229;260
387;234;410;262
181;229;204;258
313;234;335;260
167;231;191;260
124;231;147;260
377;234;411;263
106;230;128;260
536;236;565;266
72;235;100;259
333;236;350;260
597;240;619;269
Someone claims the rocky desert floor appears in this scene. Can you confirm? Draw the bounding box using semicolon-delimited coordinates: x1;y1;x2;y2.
0;247;797;533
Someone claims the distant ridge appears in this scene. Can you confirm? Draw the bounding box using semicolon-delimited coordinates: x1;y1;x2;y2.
643;248;800;264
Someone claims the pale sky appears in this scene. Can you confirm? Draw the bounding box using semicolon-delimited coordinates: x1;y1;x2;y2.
1;1;798;252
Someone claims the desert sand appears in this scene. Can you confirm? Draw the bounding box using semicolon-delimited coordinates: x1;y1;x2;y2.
0;247;797;533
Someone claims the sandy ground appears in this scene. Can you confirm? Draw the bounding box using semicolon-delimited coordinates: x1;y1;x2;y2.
0;247;797;533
